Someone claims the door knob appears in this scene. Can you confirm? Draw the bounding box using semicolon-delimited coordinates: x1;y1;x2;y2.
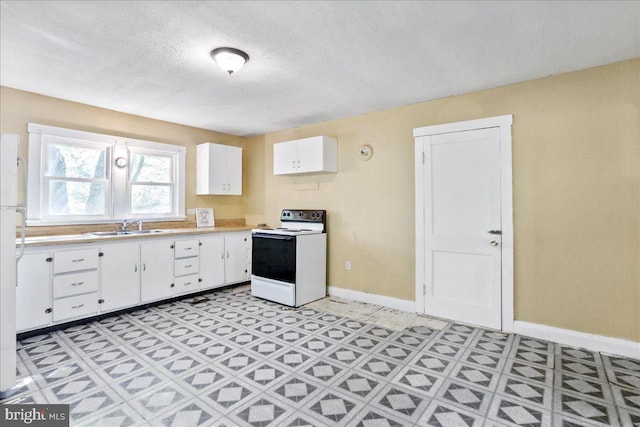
490;240;499;246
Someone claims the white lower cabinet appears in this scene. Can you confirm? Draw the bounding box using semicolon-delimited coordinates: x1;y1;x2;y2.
141;240;174;303
199;236;225;290
100;242;140;313
174;274;199;295
16;252;51;332
52;293;98;322
224;233;251;284
53;270;98;299
199;233;250;288
17;231;251;333
51;248;99;323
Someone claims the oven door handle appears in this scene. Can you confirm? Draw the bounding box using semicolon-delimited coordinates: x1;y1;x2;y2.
252;233;296;241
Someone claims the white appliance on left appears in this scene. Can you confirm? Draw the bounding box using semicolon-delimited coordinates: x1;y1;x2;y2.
0;133;27;398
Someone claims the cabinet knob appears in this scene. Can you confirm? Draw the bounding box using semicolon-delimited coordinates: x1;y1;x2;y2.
45;308;52;314
170;283;175;288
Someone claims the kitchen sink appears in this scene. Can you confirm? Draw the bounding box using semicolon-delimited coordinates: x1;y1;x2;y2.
87;229;169;237
128;229;168;234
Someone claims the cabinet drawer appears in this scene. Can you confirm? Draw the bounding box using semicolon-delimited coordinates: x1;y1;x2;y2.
174;274;199;295
54;248;99;274
53;271;98;298
175;257;199;277
174;239;200;258
53;293;98;322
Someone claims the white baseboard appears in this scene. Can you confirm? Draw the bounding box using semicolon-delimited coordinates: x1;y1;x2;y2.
325;288;639;359
327;286;416;313
514;321;640;360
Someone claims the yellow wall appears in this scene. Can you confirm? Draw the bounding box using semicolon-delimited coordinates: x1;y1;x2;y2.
244;59;640;342
0;87;246;220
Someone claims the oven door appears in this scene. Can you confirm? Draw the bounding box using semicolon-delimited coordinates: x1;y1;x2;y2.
252;233;296;283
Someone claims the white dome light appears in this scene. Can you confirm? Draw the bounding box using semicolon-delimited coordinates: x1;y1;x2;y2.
210;47;249;75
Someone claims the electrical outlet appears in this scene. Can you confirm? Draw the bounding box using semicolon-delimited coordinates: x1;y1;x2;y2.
187;209;196;214
345;261;352;270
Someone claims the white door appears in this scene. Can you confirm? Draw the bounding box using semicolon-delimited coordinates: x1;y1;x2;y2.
417;127;502;329
296;139;321;173
225;234;250;284
100;243;140;312
210;143;227;194
225;145;243;195
17;252;51;332
141;240;174;302
200;236;226;289
273;140;298;174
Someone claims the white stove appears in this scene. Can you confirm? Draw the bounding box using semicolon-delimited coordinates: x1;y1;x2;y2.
251;209;327;307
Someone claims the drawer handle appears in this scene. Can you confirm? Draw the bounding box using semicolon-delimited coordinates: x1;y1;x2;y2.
72;258;85;263
184;282;192;286
72;304;84;309
184;264;192;268
71;282;84;287
184;247;192;251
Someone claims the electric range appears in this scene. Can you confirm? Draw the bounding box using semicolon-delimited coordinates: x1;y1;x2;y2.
251;209;326;306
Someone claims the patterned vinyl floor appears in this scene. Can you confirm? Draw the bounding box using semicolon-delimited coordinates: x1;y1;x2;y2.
2;285;639;426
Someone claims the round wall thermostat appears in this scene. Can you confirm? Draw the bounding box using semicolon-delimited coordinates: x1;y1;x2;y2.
359;144;373;161
115;157;127;168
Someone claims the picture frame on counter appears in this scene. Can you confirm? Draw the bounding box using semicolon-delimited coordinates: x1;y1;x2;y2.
196;208;215;227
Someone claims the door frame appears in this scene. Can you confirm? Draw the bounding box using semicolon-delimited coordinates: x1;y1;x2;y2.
414;115;514;332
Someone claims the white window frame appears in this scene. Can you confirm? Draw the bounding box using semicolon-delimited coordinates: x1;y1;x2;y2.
27;123;186;225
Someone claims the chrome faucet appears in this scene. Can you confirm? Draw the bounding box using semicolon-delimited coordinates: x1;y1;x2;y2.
121;219;143;232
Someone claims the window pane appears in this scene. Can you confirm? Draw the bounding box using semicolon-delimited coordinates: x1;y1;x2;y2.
130;154;172;183
131;185;172;214
48;181;105;215
47;143;105;179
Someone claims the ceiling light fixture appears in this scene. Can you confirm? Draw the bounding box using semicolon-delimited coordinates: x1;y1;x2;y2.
210;47;249;75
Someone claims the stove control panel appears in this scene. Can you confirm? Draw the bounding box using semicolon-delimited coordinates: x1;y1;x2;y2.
281;209;326;223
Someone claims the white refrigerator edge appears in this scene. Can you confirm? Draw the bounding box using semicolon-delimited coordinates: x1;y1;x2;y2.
0;133;26;398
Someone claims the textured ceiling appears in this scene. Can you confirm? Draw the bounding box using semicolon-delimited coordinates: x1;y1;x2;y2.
1;1;639;136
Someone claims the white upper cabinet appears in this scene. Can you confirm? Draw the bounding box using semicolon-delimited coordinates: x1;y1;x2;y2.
197;142;242;195
273;136;337;175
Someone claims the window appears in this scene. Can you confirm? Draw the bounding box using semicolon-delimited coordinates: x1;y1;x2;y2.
27;123;185;225
128;148;174;215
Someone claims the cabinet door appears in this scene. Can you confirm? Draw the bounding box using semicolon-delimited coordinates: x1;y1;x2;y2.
17;252;51;332
209;143;228;194
296;138;324;173
273;140;298;175
225;234;250;284
199;236;225;290
226;145;243;195
100;243;140;312
141;240;174;302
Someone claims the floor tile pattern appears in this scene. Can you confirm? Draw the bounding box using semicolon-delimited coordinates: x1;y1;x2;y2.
4;285;639;426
